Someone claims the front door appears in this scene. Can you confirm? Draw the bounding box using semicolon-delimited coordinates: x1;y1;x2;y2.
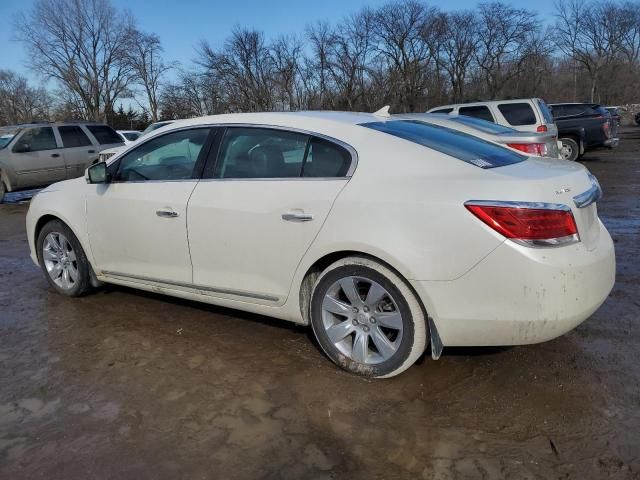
187;127;354;303
86;127;213;283
11;126;66;188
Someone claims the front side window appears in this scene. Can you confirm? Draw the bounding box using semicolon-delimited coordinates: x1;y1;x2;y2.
86;125;123;145
361;120;525;169
13;127;57;152
215;128;309;179
459;106;495;122
115;128;210;182
497;103;536;126
58;126;92;147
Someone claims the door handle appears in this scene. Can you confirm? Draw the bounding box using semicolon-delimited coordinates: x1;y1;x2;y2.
88;150;95;154
51;153;60;158
282;211;314;222
156;209;179;218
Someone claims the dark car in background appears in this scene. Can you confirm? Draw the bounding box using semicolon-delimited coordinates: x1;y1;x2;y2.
549;103;619;161
605;107;621;126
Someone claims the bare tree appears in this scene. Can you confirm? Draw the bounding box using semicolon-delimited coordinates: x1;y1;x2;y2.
14;0;135;121
475;2;539;99
0;70;51;124
127;31;174;122
373;0;442;111
437;11;478;102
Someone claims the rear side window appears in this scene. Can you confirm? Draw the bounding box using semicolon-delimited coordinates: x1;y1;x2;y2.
14;127;57;152
459;106;494;122
215;128;308;179
497;103;536;126
86;125;123;145
430;108;453;114
303;137;351;177
58;126;92;147
361;120;525;169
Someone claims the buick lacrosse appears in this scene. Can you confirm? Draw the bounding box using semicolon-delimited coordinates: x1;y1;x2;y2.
26;111;615;377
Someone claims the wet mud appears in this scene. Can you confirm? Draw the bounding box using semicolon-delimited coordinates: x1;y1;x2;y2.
1;129;639;479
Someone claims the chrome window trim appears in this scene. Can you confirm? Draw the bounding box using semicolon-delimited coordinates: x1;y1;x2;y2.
464;200;571;212
573;174;602;209
100;270;280;302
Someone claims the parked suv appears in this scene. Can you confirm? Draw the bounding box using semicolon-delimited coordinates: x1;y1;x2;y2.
549;103;619;161
427;98;557;136
0;122;123;203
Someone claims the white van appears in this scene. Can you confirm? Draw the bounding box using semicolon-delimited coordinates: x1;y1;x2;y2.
427;98;557;137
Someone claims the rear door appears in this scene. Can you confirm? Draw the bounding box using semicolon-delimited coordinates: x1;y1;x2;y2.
187;127;354;304
57;125;97;179
10;126;66;188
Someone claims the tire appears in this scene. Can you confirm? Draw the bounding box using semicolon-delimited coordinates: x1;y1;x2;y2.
559;138;579;161
0;180;5;204
37;220;92;297
310;256;427;378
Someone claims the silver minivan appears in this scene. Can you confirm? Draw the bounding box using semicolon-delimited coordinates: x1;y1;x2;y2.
0;122;123;203
427;98;558;137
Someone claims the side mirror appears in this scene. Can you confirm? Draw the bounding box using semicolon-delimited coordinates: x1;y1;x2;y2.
13;142;30;153
86;161;109;184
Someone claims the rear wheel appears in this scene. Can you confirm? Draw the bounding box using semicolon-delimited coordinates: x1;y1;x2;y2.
310;256;427;378
37;220;92;297
559;138;579;161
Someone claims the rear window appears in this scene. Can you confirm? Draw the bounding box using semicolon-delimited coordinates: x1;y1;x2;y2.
361;120;526;169
430;108;453;114
498;103;536;126
449;115;514;134
86;125;123;145
58;125;92;147
459;106;495;122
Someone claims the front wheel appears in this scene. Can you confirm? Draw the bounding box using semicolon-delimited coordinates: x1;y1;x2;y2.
310;256;427;378
559;138;580;161
37;220;92;296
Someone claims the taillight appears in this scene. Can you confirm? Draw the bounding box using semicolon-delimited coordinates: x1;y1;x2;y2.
536;125;548;132
602;121;610;138
506;143;548;156
465;201;579;247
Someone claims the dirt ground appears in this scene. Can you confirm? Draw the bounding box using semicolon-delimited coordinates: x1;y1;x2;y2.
1;129;639;480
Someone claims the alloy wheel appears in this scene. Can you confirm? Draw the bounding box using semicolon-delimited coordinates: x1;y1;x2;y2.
42;232;78;290
321;276;404;364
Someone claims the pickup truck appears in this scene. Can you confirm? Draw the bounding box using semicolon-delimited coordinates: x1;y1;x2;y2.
549;103;619;161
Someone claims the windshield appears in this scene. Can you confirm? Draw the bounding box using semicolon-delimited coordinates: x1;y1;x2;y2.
448;115;514;134
361;120;526;169
0;127;21;149
142;122;173;135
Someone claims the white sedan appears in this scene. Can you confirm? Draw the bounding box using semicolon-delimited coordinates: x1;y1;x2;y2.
25;111;615;377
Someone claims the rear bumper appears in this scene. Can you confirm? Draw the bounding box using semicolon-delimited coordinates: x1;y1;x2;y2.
411;220;615;346
604;137;619;148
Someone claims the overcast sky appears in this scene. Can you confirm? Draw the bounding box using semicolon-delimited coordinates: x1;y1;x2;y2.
2;0;559;88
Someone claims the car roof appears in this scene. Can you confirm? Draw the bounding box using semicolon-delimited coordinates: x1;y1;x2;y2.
162;111;394;130
3;122;110;128
429;98;541;110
